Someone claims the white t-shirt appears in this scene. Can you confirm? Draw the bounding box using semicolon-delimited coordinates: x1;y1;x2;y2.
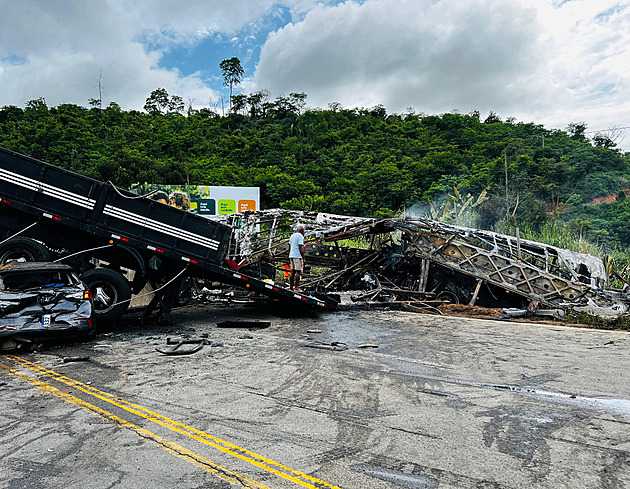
289;232;304;258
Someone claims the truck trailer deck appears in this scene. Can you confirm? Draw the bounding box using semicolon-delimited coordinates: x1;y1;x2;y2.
0;146;336;327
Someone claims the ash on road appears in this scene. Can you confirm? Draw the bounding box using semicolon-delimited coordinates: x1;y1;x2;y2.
2;304;630;489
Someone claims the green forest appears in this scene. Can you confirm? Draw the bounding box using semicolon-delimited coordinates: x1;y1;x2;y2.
0;90;629;260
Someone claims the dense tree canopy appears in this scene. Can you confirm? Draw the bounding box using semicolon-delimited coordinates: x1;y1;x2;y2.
0;92;628;250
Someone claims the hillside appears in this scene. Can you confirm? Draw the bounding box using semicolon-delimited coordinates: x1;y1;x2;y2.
0;96;628;250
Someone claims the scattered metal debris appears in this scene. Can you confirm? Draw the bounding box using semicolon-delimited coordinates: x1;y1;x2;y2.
218;209;630;316
156;338;211;355
304;341;348;351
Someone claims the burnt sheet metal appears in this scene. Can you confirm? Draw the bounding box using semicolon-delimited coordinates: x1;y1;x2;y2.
219;210;371;264
220;209;630;313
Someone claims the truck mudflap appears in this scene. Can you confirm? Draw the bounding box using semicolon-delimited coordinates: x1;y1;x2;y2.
204;264;339;310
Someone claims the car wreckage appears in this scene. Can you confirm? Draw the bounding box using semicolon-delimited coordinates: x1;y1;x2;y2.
0;261;94;351
219;209;630;315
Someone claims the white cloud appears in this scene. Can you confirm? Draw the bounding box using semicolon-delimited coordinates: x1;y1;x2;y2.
127;0;281;44
529;1;630;135
254;0;630;145
0;0;280;110
0;0;629;149
255;0;550;110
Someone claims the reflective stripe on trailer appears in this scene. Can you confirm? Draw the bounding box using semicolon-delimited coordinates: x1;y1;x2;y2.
181;257;198;264
0;168;96;209
103;205;221;251
43;213;61;221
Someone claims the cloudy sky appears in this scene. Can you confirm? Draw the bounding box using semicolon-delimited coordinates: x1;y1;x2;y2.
1;0;629;147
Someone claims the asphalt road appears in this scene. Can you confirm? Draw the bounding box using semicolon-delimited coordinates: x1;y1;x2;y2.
2;303;630;488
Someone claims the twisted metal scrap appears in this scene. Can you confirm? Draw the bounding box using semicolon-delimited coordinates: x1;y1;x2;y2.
221;209;630;310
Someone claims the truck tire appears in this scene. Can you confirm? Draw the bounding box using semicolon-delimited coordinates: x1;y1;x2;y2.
80;269;131;326
0;237;51;263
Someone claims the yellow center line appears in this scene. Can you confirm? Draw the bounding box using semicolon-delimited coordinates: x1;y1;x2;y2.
3;355;343;489
0;362;269;489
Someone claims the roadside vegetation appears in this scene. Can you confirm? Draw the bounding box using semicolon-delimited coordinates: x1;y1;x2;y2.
1;85;629;271
564;310;630;331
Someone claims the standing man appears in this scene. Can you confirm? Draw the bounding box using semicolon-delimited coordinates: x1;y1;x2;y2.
289;225;306;291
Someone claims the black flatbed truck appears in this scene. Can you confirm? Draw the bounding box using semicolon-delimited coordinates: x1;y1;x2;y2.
0;146;336;324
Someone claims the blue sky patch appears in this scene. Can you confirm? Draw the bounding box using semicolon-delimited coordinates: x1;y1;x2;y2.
2;54;27;66
594;4;627;23
156;6;293;95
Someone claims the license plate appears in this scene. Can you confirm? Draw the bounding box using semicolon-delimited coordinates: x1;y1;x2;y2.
41;315;51;327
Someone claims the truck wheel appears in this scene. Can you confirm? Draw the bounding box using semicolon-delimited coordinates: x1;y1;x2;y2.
0;237;51;263
80;269;131;325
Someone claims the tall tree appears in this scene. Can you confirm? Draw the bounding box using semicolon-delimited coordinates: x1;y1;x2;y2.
144;88;170;114
247;89;270;118
230;94;247;114
289;92;308;114
567;122;588;142
219;57;244;112
592;132;617;149
88;69;104;109
167;95;185;114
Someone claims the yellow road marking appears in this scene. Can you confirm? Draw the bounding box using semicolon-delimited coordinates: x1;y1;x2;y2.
0;362;269;488
3;355;343;489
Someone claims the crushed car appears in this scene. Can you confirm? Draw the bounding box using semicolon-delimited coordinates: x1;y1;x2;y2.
0;262;95;351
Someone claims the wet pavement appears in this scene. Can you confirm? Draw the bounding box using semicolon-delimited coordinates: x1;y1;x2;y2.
2;304;630;488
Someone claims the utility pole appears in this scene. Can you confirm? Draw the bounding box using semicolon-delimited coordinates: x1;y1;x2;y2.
504;149;509;217
97;69;103;109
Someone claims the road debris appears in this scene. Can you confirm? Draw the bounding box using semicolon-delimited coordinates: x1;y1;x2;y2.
304;341;348;351
156;338;212;356
62;356;91;363
218;209;630;318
